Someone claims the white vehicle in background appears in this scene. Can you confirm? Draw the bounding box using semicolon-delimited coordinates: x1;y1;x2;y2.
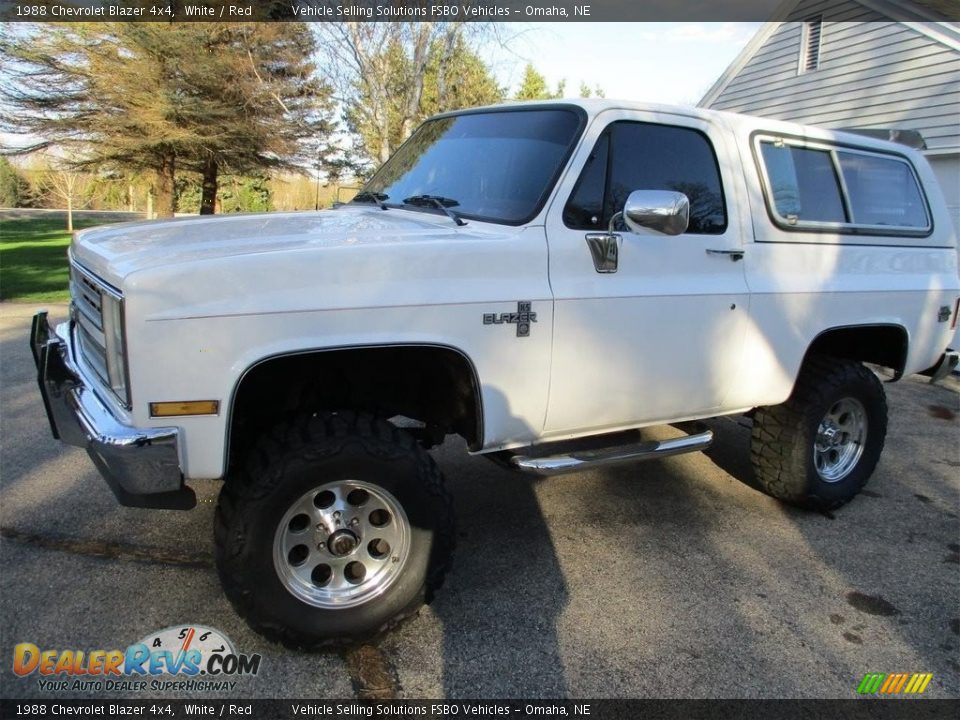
31;100;959;646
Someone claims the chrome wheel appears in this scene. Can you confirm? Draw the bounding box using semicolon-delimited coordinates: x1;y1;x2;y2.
273;479;411;609
814;397;867;482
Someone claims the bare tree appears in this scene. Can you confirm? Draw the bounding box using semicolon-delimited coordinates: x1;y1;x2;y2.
41;166;97;232
318;23;430;164
316;22;501;167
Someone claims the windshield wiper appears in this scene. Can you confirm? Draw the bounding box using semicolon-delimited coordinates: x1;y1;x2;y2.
352;191;389;210
402;195;467;227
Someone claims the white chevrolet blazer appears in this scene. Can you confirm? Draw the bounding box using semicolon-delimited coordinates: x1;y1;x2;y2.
31;99;959;646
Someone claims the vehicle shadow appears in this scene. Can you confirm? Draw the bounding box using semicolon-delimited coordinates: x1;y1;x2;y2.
705;388;960;696
404;422;799;698
433;452;570;697
701;415;762;492
522;426;804;698
423;403;959;698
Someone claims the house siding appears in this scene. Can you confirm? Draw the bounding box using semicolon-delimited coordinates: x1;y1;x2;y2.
704;1;960;153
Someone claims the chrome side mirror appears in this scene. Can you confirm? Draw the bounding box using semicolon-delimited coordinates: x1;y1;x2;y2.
622;190;689;236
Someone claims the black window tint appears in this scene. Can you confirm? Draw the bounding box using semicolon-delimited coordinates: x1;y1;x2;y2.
564;122;727;233
760;143;847;223
837;152;928;228
606;122;727;234
562;132;609;228
361;109;582;225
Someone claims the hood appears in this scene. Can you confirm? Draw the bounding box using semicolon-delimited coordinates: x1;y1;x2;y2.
71;206;504;286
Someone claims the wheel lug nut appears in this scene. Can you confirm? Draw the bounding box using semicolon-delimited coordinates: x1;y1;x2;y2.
350;517;359;526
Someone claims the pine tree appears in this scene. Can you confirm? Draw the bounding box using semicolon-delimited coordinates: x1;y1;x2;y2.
513;64;566;101
1;23;333;216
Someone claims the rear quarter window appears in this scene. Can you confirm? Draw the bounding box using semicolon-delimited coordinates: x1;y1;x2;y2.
755;135;931;238
837;152;929;229
759;144;846;223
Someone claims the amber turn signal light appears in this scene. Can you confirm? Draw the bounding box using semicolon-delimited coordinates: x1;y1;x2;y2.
149;400;220;417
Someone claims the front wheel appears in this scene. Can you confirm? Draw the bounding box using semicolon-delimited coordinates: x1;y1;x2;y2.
750;356;888;510
215;412;454;648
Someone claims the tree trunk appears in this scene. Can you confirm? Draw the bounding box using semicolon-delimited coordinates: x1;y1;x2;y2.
378;119;391;164
400;24;433;142
435;27;460;112
154;152;176;218
200;157;218;215
66;196;73;233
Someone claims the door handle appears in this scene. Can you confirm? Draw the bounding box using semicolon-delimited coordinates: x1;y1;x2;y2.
586;233;621;273
706;249;745;262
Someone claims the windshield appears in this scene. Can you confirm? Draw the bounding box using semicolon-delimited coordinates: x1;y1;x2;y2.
357;108;584;225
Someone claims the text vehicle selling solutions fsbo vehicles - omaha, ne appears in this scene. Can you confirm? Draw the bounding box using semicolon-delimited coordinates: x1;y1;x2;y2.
30;99;960;646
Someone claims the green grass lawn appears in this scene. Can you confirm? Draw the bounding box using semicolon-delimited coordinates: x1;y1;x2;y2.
0;212;139;302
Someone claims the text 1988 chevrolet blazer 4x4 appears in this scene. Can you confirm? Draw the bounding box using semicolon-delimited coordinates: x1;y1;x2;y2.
31;100;959;646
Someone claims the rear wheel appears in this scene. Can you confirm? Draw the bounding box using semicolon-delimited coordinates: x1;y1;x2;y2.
750;356;887;510
215;411;454;648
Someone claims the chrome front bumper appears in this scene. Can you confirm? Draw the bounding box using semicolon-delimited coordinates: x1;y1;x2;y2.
30;311;195;510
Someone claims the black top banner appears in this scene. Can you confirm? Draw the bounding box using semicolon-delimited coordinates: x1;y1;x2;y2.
2;0;958;23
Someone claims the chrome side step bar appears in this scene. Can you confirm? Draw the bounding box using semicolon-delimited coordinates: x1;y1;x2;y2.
510;427;714;477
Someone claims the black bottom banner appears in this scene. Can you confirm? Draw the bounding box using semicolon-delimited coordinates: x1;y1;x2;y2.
2;699;959;720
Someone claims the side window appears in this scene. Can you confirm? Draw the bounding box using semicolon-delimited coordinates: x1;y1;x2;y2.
759;143;846;223
562;132;609;228
837;152;928;229
564;121;727;234
756;137;931;235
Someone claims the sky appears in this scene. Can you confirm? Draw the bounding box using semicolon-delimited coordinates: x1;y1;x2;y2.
485;22;763;106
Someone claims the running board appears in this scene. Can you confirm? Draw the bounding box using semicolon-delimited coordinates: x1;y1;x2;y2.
510;427;714;476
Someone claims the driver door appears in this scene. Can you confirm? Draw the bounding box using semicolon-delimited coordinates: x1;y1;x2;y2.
543;109;751;436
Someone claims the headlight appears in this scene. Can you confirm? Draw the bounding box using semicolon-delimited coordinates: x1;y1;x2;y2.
101;293;129;406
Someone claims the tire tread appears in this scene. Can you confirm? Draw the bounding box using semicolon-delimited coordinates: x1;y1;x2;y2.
214;411;454;650
750;356;888;511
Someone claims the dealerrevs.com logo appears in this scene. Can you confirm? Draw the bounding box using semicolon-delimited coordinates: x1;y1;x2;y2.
12;625;262;693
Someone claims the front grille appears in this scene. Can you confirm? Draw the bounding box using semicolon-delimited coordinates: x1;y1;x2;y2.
70;262;119;390
77;321;109;383
74;271;104;330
